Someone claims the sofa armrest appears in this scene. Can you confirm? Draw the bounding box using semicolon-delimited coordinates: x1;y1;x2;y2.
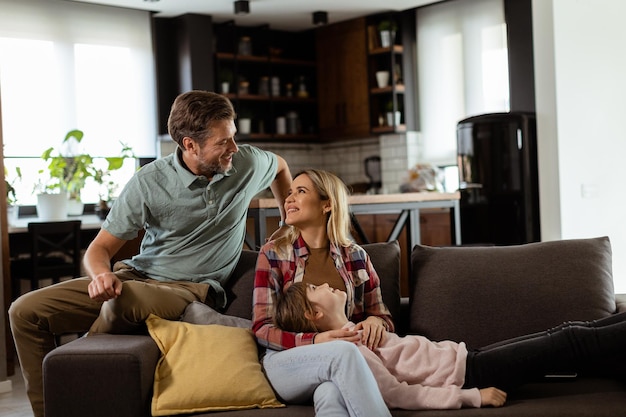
616;294;626;313
43;334;160;417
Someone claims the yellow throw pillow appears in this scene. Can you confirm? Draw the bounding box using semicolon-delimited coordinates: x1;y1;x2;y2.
146;314;284;416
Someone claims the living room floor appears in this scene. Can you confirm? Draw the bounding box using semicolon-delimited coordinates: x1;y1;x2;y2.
0;363;32;417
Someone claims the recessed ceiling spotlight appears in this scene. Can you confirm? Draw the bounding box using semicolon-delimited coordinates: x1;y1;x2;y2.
234;1;250;15
312;11;328;26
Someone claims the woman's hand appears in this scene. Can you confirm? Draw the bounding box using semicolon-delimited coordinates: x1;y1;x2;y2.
354;316;387;350
314;329;360;344
479;387;507;407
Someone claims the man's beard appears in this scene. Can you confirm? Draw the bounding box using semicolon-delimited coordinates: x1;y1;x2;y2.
198;157;229;178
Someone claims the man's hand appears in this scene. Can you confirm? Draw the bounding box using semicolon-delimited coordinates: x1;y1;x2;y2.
354;316;387;350
88;272;123;302
479;387;507;407
314;329;360;344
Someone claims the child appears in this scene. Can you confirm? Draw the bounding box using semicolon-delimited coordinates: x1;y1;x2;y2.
274;281;626;411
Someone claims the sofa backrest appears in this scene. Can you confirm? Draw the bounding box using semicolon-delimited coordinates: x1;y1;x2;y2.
409;236;616;349
223;241;402;324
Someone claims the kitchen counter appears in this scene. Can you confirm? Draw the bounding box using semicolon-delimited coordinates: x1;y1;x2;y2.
247;191;461;250
249;191;460;208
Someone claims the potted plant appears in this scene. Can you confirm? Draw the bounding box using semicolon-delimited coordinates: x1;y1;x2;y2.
237;108;253;135
378;19;398;48
92;162;129;220
384;100;401;127
38;129;134;218
5;166;22;224
219;67;234;94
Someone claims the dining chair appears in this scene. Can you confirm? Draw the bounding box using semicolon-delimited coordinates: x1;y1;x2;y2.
11;220;82;299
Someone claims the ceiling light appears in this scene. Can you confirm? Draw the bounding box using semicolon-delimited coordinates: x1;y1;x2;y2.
234;1;250;15
312;11;328;26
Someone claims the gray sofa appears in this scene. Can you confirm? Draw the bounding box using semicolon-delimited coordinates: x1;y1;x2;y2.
43;237;626;417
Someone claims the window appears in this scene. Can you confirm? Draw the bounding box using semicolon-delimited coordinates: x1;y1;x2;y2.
417;0;509;166
0;0;157;205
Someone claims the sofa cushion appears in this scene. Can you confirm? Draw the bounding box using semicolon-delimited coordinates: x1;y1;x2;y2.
361;241;401;322
224;250;259;319
409;237;615;349
146;314;284;415
182;301;251;328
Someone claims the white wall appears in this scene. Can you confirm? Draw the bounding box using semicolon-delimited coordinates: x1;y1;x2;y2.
533;0;626;293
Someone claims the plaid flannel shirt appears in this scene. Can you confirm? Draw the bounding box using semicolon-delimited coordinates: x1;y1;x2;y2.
252;235;394;351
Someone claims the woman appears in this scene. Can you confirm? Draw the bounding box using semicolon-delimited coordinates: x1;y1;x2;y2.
252;169;394;417
275;280;626;411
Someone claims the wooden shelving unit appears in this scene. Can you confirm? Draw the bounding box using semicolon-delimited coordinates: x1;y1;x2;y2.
214;23;318;142
367;13;408;135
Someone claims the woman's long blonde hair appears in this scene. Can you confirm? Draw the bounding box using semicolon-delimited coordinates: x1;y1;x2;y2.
275;169;353;251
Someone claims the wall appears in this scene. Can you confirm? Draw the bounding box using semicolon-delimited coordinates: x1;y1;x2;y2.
261;138;381;189
533;0;626;292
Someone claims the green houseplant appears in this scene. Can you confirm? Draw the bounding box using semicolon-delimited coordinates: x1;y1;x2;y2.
384;99;401;127
5;166;22;224
219;67;234;94
37;129;134;218
377;19;398;48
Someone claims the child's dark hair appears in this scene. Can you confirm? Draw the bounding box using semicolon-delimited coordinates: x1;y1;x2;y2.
274;282;319;333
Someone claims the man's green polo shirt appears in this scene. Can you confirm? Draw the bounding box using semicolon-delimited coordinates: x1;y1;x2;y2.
102;144;277;305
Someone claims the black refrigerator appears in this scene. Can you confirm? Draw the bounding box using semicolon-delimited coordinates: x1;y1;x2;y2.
457;112;540;245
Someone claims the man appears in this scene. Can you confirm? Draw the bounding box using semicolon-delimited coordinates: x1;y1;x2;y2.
9;90;291;417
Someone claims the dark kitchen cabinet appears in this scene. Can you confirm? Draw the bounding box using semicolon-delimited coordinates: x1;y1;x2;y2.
316;17;370;140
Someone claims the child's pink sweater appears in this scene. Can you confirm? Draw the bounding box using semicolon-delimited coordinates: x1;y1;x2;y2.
345;322;482;410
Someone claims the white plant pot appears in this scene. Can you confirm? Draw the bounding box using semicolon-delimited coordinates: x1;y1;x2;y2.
221;82;230;94
238;118;251;134
67;198;84;216
7;205;19;225
379;30;395;48
386;111;401;127
36;192;68;221
375;71;390;88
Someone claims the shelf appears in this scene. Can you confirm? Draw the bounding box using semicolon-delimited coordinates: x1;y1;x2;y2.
221;94;316;102
216;53;315;67
216;52;269;63
369;45;404;55
367;12;412;136
371;85;405;94
235;94;272;101
238;133;318;141
272;96;316;103
371;124;407;134
272;133;318;141
269;57;316;67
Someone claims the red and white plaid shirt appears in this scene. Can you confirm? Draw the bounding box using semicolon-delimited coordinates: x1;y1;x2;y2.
252;235;394;351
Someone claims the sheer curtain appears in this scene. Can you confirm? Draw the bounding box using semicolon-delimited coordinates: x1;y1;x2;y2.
417;0;509;166
0;0;157;204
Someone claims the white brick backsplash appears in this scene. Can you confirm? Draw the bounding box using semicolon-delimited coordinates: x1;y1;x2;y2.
224;133;425;194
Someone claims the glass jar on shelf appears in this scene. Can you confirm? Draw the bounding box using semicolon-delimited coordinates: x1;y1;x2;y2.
259;76;269;96
238;36;252;56
238;80;250;95
297;76;309;98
